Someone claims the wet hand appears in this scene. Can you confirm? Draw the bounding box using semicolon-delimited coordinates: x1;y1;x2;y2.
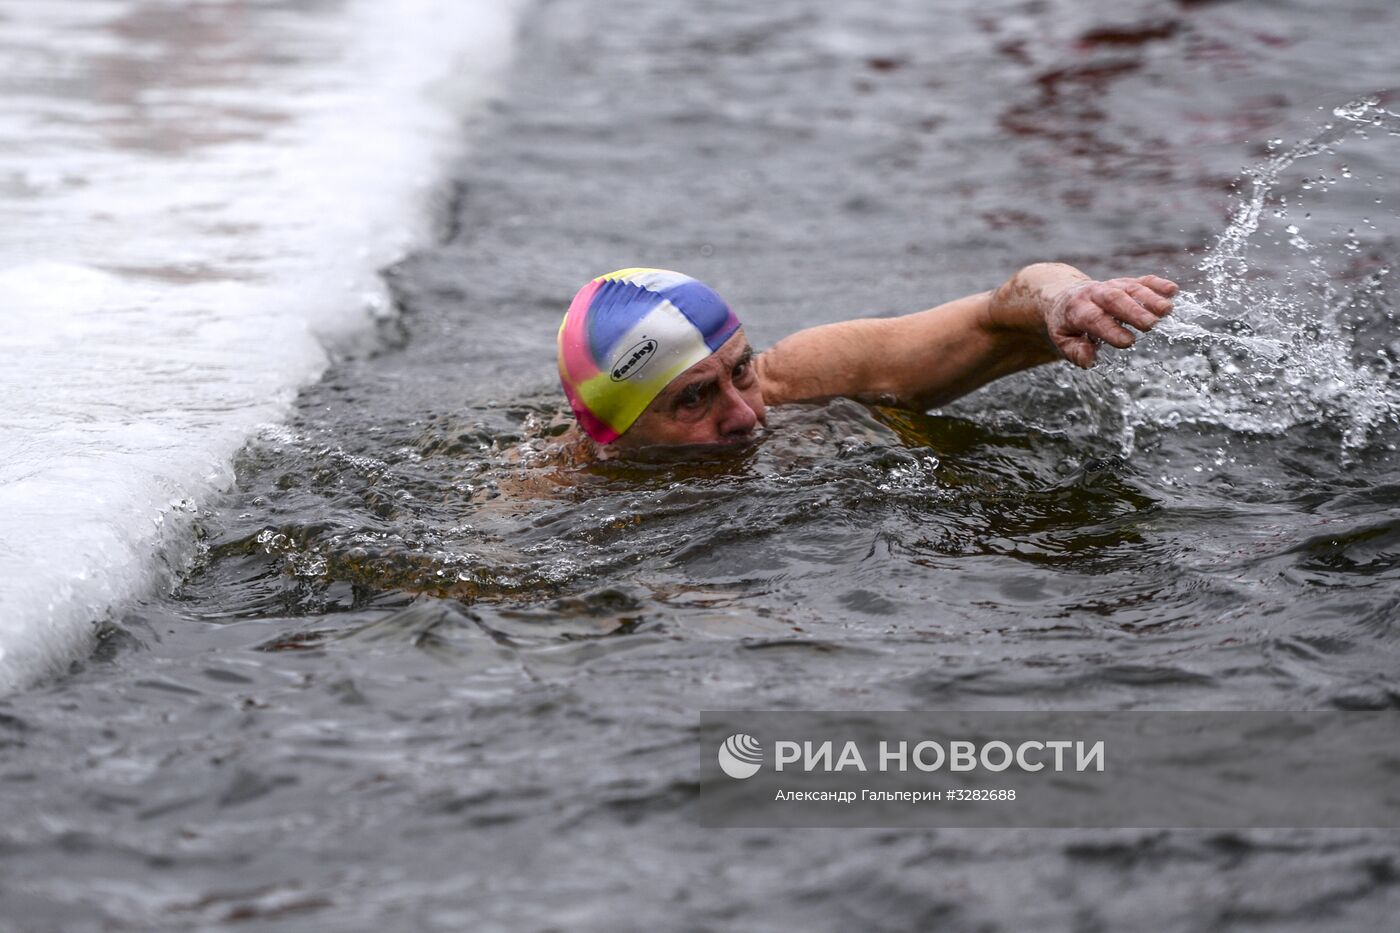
1046;275;1178;368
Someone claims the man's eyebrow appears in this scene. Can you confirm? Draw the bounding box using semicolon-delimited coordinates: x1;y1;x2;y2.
664;346;754;403
667;375;714;401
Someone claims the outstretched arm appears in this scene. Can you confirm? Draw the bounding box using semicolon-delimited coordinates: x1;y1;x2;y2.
755;262;1177;411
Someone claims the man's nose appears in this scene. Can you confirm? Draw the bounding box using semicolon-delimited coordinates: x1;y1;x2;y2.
715;382;758;437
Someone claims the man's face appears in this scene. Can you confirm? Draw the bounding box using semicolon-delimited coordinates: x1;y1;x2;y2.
611;329;766;451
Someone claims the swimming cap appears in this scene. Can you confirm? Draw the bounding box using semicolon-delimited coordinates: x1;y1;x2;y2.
558;268;742;443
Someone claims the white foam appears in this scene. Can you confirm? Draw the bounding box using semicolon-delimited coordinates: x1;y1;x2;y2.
0;0;523;691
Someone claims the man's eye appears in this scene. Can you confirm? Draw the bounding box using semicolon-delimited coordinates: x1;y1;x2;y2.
679;390;703;407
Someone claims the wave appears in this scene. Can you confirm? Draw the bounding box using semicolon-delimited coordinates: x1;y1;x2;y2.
1044;99;1400;458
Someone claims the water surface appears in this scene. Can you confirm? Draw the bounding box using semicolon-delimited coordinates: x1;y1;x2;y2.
3;0;1400;929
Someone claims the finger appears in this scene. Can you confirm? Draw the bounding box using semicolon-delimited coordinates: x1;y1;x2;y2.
1068;304;1134;349
1052;330;1097;367
1056;335;1098;368
1078;339;1098;368
1123;281;1173;319
1078;290;1150;340
1136;274;1179;297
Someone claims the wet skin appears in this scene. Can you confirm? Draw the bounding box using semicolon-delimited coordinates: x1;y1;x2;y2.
608;330;766;453
602;264;1178;456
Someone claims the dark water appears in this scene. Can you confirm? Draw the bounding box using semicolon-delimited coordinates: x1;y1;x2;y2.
5;0;1400;929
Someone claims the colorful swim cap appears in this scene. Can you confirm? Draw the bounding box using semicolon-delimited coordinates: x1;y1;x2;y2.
558;268;742;443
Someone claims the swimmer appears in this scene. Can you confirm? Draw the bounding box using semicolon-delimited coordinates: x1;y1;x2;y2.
557;264;1178;458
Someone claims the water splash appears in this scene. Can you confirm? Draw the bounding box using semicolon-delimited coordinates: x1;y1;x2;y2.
1093;98;1400;458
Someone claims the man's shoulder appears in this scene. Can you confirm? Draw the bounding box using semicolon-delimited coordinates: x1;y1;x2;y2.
753;346;796;407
